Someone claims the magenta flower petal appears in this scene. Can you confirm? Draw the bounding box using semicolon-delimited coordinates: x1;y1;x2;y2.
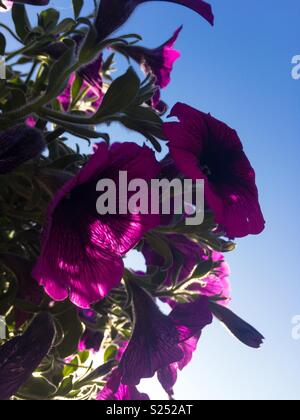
170;296;213;341
96;0;214;41
165;0;214;24
158;297;212;397
97;370;150;400
32;208;125;308
164;103;266;238
57;74;74;112
0;313;55;400
158;334;199;398
58;55;104;113
176;334;199;369
210;303;265;348
118;27;182;89
157;364;177;398
78;55;104;98
197;252;231;303
33;143;160;309
25;117;37;127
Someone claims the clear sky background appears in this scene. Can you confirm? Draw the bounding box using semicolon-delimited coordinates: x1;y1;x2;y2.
1;0;300;400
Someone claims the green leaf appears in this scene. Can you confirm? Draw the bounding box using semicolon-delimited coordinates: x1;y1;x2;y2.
197;233;236;253
14;299;41;314
71;73;83;105
48;154;84;170
72;0;84;19
19;376;57;399
46;39;76;98
52;18;76;35
103;344;118;363
0;277;18;316
116;114;164;152
126;105;163;126
102;52;115;73
56;306;84;359
40;112;109;141
142;132;162;153
190;260;214;280
56;376;74;397
63;355;80;376
79;350;90;364
78;24;98;63
94;67;140;119
38;8;60;33
4;88;26;112
77;360;118;385
12;4;31;42
145;233;174;271
0;32;6;55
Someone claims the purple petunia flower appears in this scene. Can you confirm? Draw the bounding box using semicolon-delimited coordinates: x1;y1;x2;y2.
0;313;55;400
0;125;46;174
163;103;266;238
97;288;212;400
108;284;212;393
116;27;182;110
117;27;182;89
118;283;184;386
78;57;104;97
58;55;104;113
32;142;160;309
95;0;214;41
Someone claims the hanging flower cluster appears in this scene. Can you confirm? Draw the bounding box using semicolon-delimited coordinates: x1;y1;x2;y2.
0;0;265;401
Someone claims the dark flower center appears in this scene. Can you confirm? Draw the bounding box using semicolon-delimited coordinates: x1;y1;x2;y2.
199;149;234;185
201;164;212;178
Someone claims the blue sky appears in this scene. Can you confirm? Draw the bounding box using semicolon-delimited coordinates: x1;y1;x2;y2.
2;0;300;400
